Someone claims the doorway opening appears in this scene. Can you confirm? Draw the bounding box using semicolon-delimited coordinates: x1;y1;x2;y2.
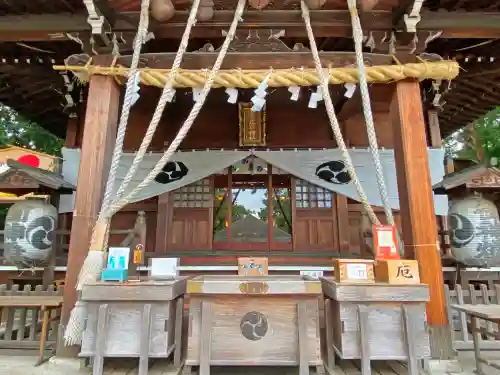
212;158;292;251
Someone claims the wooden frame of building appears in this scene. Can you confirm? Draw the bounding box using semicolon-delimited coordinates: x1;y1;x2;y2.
2;0;500;364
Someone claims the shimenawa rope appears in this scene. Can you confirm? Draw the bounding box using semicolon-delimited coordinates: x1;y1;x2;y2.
54;62;460;88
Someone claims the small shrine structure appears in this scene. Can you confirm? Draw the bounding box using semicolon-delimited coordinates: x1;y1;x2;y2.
1;0;500;365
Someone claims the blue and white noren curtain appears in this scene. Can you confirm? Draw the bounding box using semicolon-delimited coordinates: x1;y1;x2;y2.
255;148;448;216
59;147;447;216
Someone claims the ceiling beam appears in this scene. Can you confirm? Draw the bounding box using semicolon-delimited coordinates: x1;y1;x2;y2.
1;10;500;42
63;51;430;70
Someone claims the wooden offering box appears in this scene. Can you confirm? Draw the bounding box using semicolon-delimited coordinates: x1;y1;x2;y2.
374;259;420;284
321;279;430;375
80;279;187;375
333;259;375;283
185;275;322;375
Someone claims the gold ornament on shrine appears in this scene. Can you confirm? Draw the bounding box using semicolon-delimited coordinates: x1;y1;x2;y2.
238;102;266;147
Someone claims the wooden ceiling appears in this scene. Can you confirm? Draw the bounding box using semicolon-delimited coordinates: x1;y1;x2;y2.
0;0;500;138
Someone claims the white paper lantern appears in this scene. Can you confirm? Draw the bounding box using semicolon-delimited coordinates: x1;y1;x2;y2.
4;199;57;268
448;196;500;267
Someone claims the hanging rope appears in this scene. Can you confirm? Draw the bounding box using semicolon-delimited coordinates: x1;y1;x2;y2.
98;0;150;223
347;0;394;226
107;0;247;216
54;61;460;87
301;0;379;225
107;0;202;213
64;0;151;346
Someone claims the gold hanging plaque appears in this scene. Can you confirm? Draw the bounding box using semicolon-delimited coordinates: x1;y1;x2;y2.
238;102;266;147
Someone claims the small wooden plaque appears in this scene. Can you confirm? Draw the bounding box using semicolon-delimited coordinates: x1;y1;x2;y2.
374;259;420;284
333;259;375;284
238;102;266;147
238;257;268;276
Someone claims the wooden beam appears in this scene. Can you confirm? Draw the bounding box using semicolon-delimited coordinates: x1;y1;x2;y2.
64;117;79;148
336;194;350;254
427;110;442;148
3;10;500;42
57;75;119;357
418;10;500;38
267;164;273;248
0;10;390;41
155;192;169;253
390;79;454;360
65;51;417;71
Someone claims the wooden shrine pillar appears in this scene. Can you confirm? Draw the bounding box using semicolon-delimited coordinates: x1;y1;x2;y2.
58;75;120;356
390;80;454;359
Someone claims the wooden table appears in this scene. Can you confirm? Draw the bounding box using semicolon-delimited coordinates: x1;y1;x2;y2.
321;279;430;375
185;275;322;375
80;279;187;375
0;295;63;366
452;304;500;375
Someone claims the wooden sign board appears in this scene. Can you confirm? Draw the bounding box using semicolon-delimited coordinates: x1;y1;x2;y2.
373;225;400;260
375;259;420;284
0;171;40;190
238;257;268;276
238;102;266;147
333;259;375;284
467;170;500;188
0;146;60;172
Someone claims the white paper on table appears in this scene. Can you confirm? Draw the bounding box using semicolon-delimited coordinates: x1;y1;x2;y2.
107;247;130;270
150;258;179;278
346;263;368;280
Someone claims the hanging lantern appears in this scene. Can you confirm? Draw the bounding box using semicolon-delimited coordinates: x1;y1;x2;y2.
303;0;326;9
448;195;500;267
197;0;215;21
4;199;58;268
249;0;270;10
150;0;175;22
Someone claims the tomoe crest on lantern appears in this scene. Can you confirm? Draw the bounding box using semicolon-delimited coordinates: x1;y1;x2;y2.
448;196;500;267
4;199;58;268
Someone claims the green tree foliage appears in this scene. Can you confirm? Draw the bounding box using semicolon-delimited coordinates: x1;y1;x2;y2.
0;105;64;217
444;107;500;163
257;189;292;234
0;105;63;156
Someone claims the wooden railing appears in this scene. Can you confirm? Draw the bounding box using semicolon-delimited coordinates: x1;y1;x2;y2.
445;283;500;350
0;284;63;357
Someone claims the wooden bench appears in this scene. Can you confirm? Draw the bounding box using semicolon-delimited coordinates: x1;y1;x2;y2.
452;304;500;375
0;295;63;365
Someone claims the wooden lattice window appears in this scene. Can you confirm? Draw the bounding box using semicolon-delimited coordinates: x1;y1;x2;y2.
172;179;212;208
295;179;332;208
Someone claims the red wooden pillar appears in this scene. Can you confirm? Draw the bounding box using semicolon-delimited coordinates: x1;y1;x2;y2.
58;75;120;356
390;80;453;359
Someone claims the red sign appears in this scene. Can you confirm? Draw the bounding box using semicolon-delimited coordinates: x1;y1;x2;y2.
17;154;40;168
373;225;400;260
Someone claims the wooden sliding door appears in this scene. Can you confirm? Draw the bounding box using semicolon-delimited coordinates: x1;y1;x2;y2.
292;177;339;252
167;178;213;250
